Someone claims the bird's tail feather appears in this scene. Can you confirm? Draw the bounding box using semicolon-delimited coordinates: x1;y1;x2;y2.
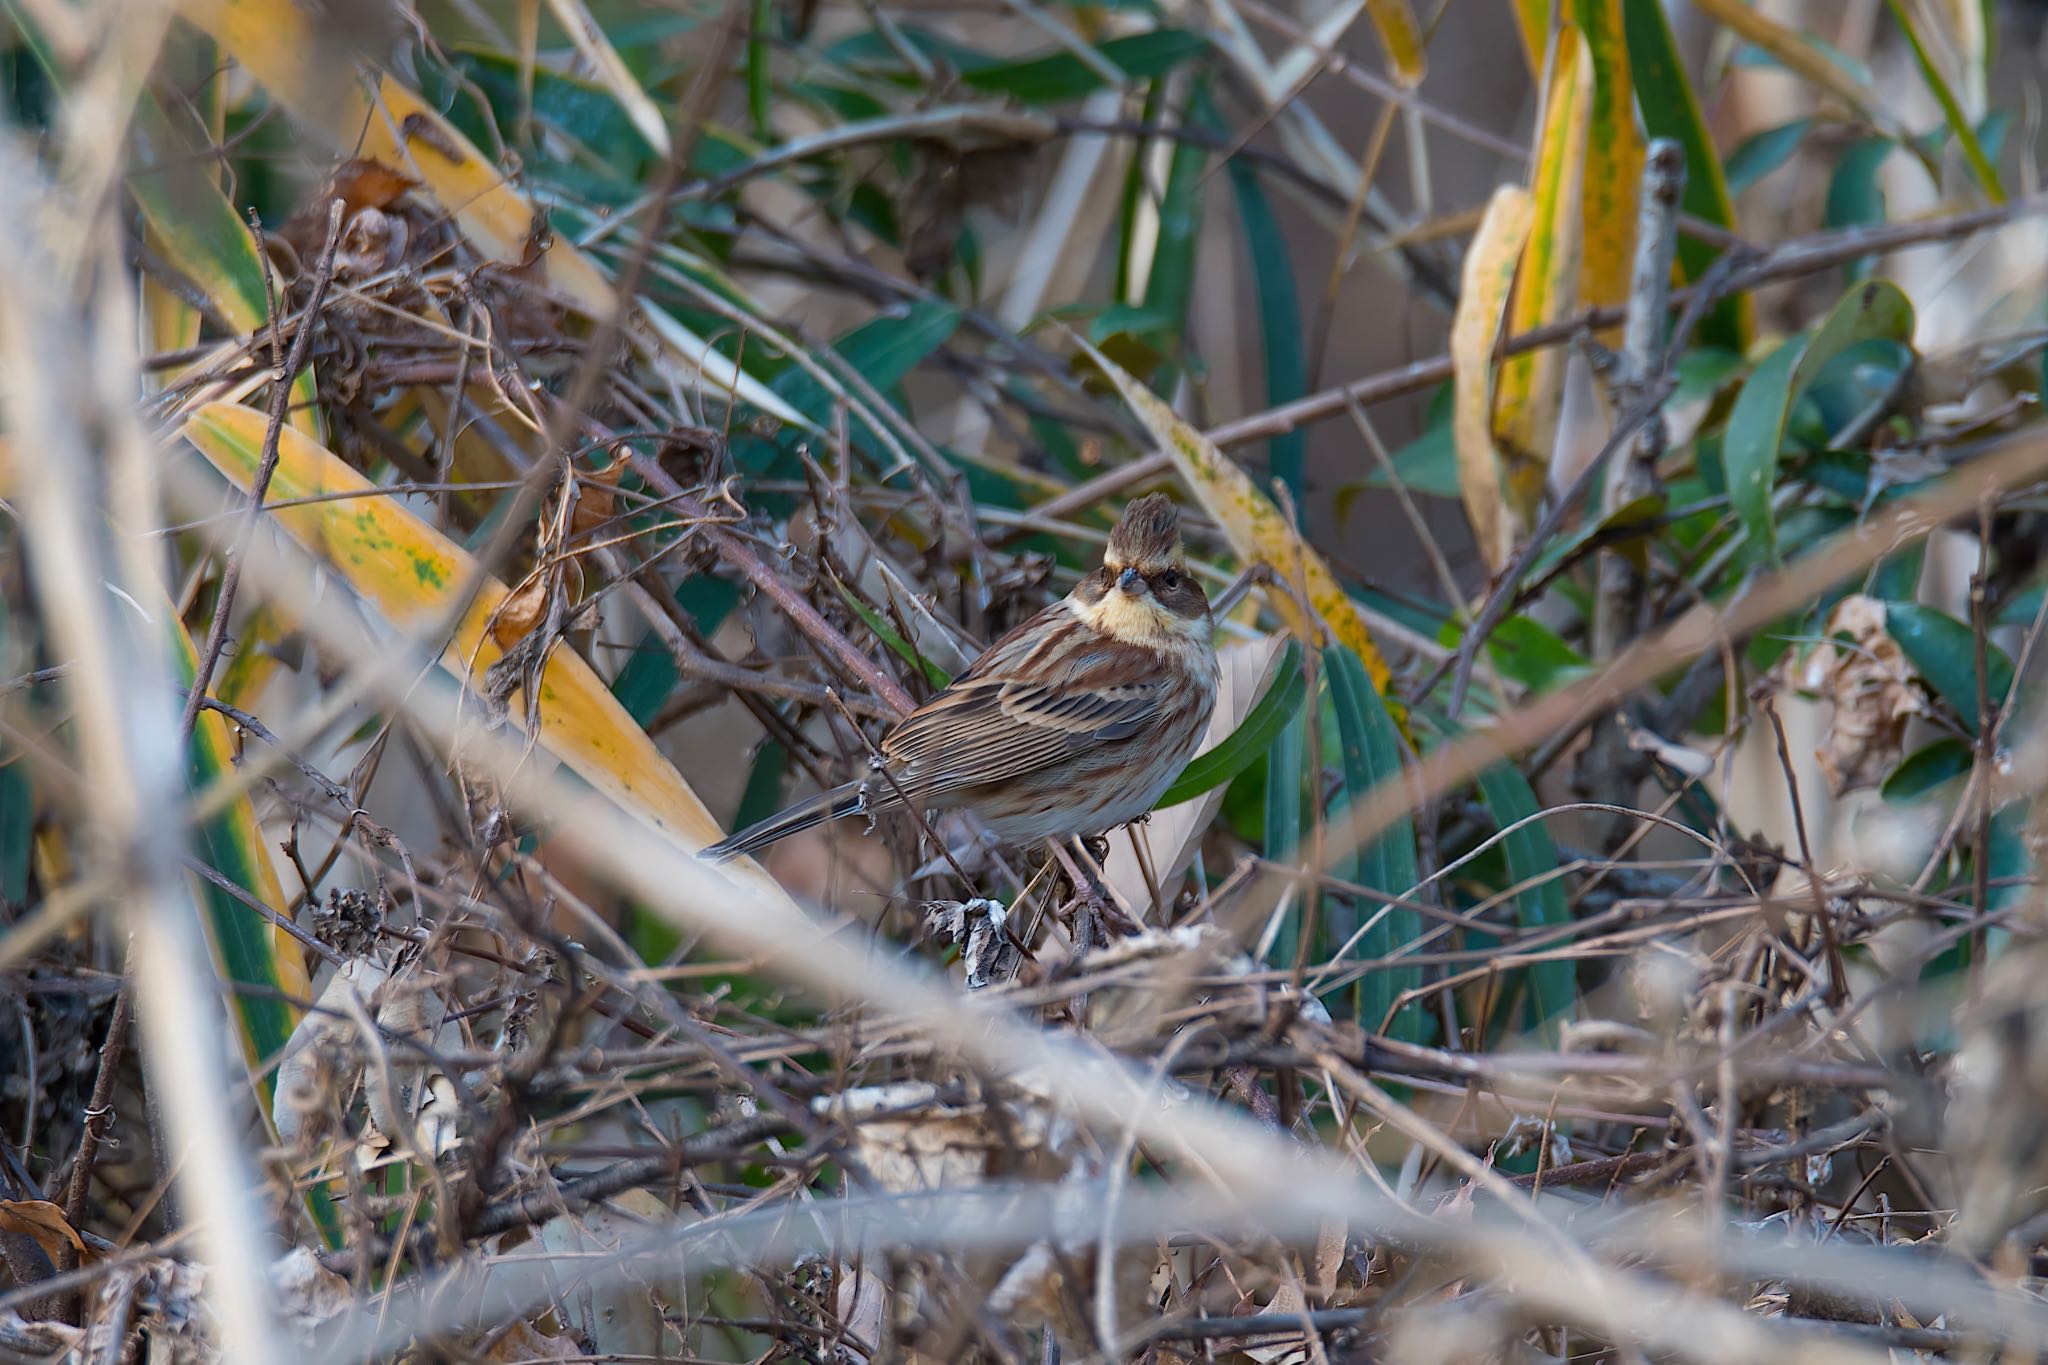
701;780;867;863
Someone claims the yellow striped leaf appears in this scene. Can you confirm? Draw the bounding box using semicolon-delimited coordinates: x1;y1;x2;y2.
1074;342;1396;702
180;401;796;909
1570;0;1643;323
169;607;310;1109
1493;23;1593;521
1452;186;1535;573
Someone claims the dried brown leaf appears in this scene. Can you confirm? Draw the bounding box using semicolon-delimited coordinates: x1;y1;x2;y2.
0;1199;87;1264
1797;594;1921;794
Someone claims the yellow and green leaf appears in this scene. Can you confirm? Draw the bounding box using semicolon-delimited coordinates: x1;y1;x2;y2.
1073;341;1397;705
1366;0;1427;88
1622;0;1751;350
179;401;797;910
1570;0;1642;324
1452;186;1535;573
168;608;310;1110
1493;23;1592;517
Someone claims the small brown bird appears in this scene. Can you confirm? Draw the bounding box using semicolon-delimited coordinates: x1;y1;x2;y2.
704;494;1219;862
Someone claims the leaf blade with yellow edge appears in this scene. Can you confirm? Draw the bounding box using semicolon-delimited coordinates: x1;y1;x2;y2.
1570;0;1643;324
168;607;310;1112
179;401;796;910
1073;341;1396;704
1493;23;1592;522
1452;186;1534;573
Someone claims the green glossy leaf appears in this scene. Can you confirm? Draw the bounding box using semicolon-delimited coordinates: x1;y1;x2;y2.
773;298;960;445
735;737;791;832
1325;646;1423;1039
1869;540;1926;602
1622;0;1748;349
1881;737;1971;802
1997;578;2047;629
1724;280;1914;561
612;577;741;726
1473;763;1574;1043
1156;643;1306;809
1824;138;1894;280
1362;385;1458;496
0;743;29;909
1886;602;2014;733
961;29;1210;103
450;47;657;175
834;579;952;689
1490;615;1594;693
1724;117;1811;194
1985;800;2032;956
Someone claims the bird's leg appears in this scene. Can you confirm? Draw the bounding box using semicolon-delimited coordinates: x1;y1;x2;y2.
1059;836;1139;942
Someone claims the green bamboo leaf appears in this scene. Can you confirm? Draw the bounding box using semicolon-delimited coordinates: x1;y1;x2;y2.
960;29;1209;103
1264;704;1307;967
1324;646;1423;1039
1155;642;1306;808
0;748;29;911
1218;110;1307;512
1881;737;1971;802
1724;280;1914;561
772;298;960;461
1472;763;1574;1043
613;578;741;726
1621;0;1749;349
746;0;774;140
1884;0;2003;202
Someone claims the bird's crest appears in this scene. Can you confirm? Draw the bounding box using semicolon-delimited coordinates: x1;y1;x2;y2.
1105;493;1183;572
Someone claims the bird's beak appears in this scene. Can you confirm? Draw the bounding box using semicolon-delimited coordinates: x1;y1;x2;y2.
1117;566;1146;596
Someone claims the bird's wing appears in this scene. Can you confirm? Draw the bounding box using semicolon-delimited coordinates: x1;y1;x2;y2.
879;604;1168;797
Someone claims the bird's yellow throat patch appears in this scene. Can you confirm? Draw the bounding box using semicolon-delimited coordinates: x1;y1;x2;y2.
1072;587;1203;651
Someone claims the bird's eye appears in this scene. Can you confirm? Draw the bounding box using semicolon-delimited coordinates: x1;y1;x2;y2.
1160;569;1181;589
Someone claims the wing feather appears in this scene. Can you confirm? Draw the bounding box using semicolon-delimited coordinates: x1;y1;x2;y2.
879;603;1171;798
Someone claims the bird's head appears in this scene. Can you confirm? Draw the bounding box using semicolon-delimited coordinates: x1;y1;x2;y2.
1074;494;1211;644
